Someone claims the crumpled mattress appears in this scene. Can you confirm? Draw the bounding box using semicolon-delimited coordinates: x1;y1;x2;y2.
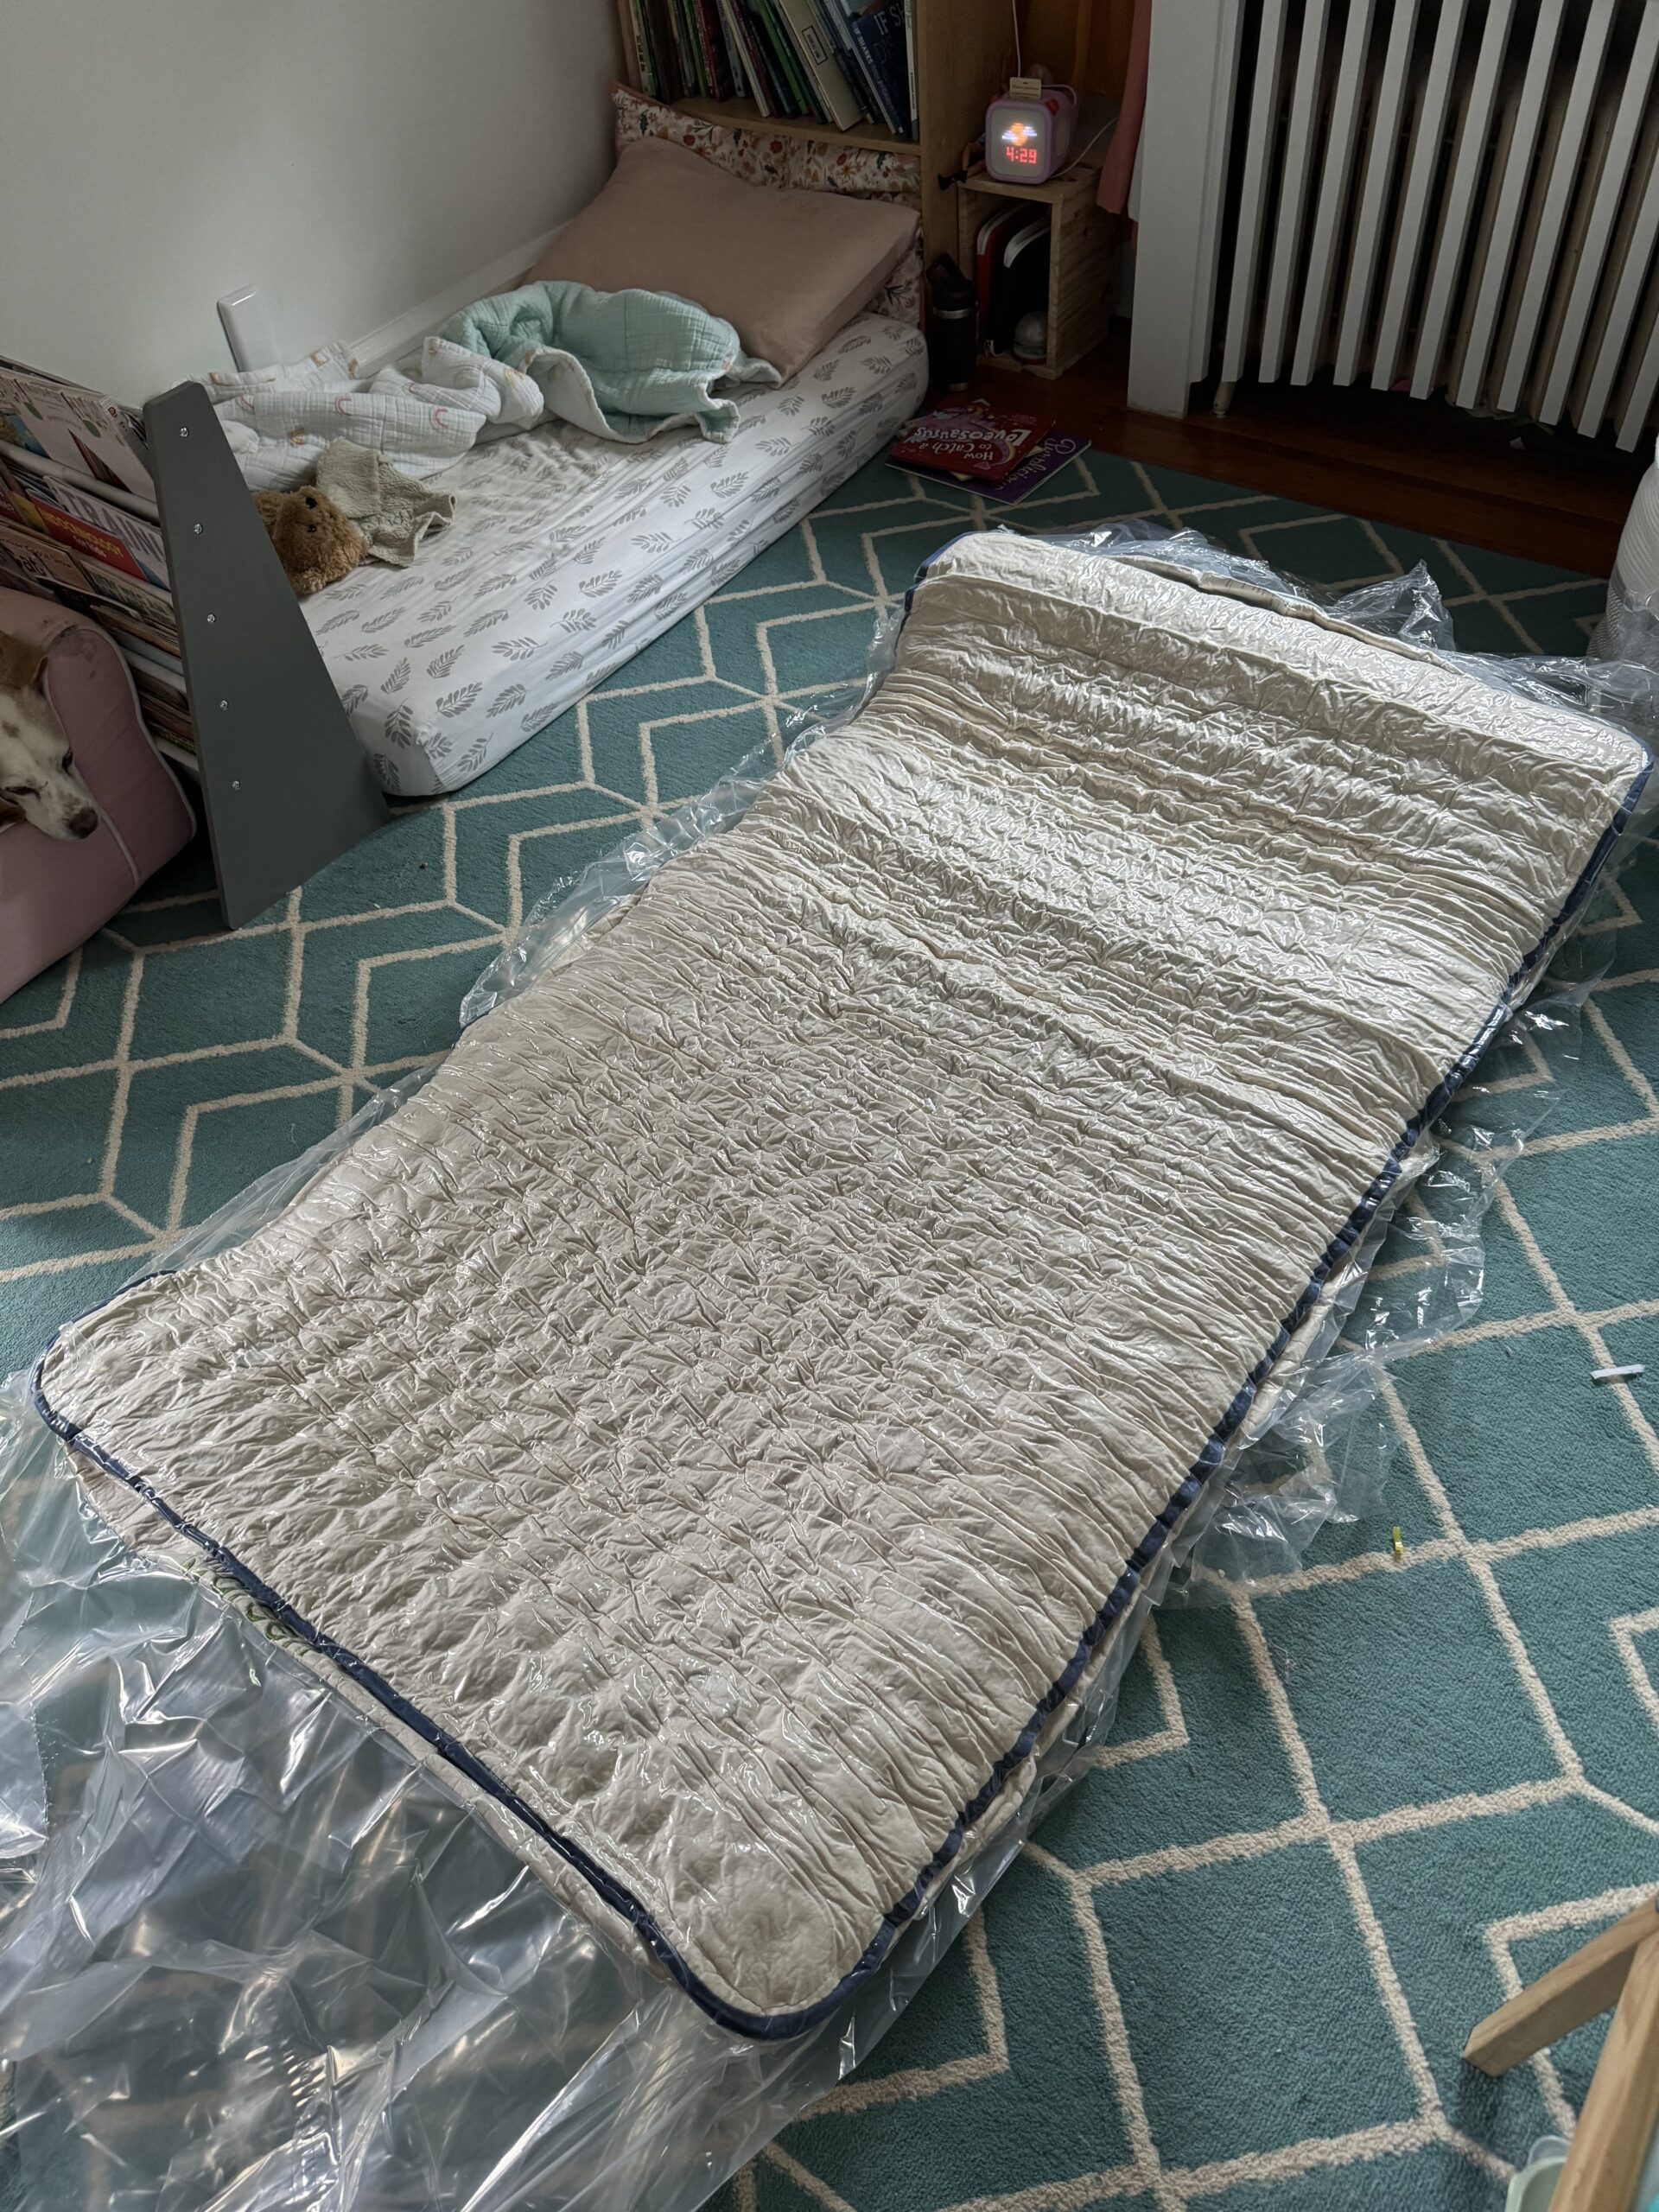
35;534;1649;2037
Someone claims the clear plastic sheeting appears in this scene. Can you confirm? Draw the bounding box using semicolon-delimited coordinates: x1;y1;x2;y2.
1591;442;1659;674
1039;523;1659;1594
0;523;1652;2209
0;1367;1205;2212
1173;984;1578;1592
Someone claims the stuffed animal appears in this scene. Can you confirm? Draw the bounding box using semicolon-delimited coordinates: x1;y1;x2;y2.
253;485;366;596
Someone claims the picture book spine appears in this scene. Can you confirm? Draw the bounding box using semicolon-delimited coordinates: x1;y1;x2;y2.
626;0;658;96
882;0;916;134
812;0;879;124
750;0;813;115
641;0;687;98
847;6;902;135
777;0;863;130
734;0;791;110
682;0;714;92
691;0;730;99
715;0;757;103
663;0;701;95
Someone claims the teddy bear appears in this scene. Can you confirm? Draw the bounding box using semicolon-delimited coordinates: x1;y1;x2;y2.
252;485;366;597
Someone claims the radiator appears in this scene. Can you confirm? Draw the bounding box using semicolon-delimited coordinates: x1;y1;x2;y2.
1202;0;1659;446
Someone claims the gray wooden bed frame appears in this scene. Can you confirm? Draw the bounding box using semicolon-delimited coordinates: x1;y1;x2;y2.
144;382;389;928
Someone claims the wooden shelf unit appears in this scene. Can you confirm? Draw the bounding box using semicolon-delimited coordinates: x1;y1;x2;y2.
673;94;909;154
614;0;1013;262
956;141;1118;378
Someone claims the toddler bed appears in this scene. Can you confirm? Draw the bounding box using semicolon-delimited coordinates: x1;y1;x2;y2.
301;312;926;796
9;527;1652;2207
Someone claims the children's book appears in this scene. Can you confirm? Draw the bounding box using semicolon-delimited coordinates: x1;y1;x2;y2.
0;358;154;500
0;517;92;594
889;404;1053;482
2;458;168;588
888;405;1090;504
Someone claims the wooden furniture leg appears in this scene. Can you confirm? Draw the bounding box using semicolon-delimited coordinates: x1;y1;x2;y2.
1553;1932;1659;2212
1464;1897;1659;2075
1463;1895;1659;2212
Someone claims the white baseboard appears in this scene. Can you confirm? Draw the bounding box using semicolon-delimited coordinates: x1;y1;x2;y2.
348;226;563;372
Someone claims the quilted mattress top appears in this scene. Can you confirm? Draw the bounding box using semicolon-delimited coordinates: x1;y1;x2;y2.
37;535;1647;2034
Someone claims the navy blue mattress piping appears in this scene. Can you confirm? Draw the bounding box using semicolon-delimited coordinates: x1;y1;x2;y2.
29;562;1653;2040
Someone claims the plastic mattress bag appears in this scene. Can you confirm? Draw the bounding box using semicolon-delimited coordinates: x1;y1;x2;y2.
0;524;1653;2211
1062;524;1659;1592
1592;437;1659;671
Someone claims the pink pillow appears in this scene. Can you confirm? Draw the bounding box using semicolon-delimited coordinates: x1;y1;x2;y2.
526;137;918;381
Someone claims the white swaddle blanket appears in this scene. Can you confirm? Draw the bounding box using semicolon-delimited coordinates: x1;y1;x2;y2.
205;284;779;491
205;340;546;488
37;537;1648;2036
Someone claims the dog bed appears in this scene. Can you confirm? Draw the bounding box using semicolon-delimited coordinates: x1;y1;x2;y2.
0;590;195;1003
35;531;1648;2037
300;314;927;797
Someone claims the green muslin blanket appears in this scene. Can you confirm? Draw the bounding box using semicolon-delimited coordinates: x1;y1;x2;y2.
440;279;779;444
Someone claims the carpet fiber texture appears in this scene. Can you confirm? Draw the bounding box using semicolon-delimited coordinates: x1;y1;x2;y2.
3;451;1656;2209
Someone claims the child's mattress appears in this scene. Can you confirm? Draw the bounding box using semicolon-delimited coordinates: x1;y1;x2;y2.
36;536;1647;2038
302;315;927;797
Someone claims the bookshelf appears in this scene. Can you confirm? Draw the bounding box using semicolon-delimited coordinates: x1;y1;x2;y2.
673;95;909;154
615;0;1013;263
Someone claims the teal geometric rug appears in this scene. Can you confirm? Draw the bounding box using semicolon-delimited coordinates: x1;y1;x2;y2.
3;449;1656;2210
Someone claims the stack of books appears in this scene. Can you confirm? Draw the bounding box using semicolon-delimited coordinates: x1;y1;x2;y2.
887;402;1091;505
628;0;917;139
0;359;195;760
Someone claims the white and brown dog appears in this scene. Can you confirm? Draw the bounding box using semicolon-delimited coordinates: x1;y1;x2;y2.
0;630;99;840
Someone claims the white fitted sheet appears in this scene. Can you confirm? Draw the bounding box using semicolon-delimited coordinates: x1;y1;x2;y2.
302;316;927;796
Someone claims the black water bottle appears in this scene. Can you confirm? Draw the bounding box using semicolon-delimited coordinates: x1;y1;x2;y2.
925;255;978;391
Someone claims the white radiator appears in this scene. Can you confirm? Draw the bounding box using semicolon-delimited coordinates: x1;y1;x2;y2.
1135;0;1659;447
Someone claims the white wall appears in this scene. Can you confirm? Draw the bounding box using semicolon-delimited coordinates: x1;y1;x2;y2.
0;0;620;401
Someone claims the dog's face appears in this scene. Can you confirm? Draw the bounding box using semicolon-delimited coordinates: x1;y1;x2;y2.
0;632;99;840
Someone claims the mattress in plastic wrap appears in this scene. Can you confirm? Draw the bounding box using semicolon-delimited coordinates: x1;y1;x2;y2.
5;525;1654;2208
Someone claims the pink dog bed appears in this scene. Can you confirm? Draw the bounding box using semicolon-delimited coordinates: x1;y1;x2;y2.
0;589;195;1004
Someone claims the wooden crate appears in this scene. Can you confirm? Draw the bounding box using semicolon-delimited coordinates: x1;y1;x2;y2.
956;148;1119;378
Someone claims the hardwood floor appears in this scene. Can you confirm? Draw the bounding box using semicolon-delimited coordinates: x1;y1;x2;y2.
968;327;1645;576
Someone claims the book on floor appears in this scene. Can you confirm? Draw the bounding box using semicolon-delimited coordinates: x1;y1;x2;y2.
888;404;1054;482
888;404;1089;504
954;430;1091;504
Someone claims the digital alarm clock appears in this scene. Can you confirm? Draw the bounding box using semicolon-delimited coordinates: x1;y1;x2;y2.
984;83;1077;184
